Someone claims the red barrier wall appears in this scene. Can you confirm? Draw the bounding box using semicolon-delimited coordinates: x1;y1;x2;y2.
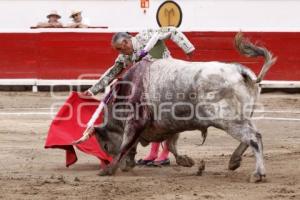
0;31;299;80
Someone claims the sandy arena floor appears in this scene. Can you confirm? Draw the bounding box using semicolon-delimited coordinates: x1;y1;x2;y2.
0;91;299;200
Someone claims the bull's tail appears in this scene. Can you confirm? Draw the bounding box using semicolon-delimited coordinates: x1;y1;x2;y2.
235;32;277;83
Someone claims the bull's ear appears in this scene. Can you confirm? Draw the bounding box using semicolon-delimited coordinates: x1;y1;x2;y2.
94;127;109;140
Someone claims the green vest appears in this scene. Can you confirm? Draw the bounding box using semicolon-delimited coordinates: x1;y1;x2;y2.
148;40;167;59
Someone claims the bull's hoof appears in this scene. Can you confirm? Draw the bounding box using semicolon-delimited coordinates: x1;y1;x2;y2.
249;173;267;183
196;160;206;176
176;155;195;167
228;156;242;171
120;160;136;172
98;166;116;176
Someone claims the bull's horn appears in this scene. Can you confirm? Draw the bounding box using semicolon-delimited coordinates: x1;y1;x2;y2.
72;127;95;145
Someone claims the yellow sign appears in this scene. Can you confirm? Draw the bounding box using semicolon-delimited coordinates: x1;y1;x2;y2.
156;1;182;27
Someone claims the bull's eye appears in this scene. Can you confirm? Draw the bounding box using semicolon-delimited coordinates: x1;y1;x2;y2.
104;143;109;151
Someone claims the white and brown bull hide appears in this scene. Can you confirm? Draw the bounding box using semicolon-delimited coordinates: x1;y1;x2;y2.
87;33;276;182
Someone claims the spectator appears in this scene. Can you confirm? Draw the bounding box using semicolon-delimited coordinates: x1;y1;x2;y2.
36;10;63;28
67;10;89;28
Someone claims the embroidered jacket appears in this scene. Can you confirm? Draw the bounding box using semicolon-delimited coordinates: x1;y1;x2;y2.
89;26;195;95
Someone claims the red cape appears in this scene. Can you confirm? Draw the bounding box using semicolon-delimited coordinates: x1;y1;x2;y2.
45;92;112;167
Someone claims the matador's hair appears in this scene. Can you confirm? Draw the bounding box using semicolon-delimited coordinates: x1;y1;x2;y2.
111;32;132;45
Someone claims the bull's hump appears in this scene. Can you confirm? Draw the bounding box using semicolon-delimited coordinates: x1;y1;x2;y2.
151;58;241;83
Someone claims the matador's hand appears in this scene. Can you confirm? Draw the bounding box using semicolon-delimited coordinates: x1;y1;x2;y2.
82;90;93;96
137;49;148;61
186;50;195;60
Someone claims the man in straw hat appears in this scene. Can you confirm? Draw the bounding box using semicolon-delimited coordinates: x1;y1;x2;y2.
67;10;89;28
36;10;63;28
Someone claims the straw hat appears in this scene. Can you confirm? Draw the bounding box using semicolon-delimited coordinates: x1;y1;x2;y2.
70;10;82;18
47;10;61;19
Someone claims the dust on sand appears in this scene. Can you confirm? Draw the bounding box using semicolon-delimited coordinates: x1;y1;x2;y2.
0;92;299;200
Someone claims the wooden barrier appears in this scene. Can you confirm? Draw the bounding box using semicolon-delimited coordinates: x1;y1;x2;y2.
0;31;299;81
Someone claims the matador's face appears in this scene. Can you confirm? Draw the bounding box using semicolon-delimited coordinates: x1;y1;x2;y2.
113;39;134;55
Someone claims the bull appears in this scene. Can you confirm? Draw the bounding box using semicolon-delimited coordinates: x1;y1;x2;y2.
83;33;276;182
